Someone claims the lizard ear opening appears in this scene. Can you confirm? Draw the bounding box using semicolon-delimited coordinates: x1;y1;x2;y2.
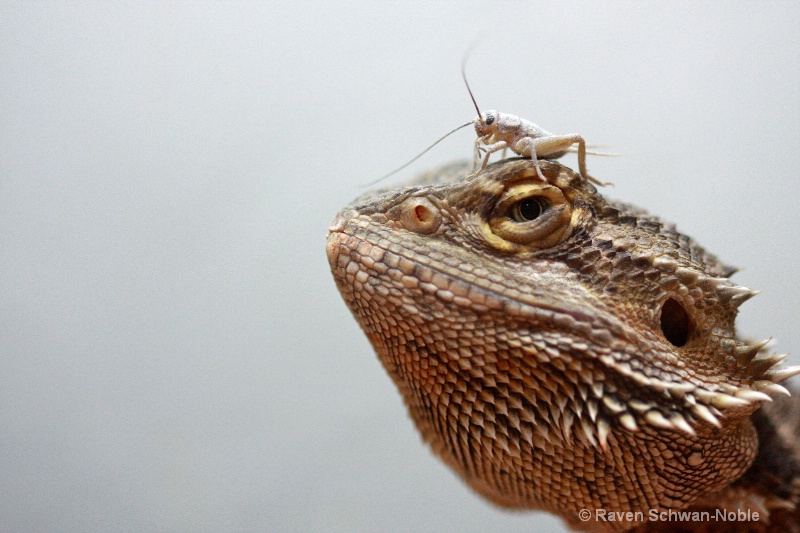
660;298;692;347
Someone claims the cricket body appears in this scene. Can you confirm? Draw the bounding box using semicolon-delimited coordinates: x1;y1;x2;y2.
463;63;609;187
473;109;602;186
366;64;611;188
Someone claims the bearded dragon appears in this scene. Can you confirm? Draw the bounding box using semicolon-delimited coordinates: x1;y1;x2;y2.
326;158;800;532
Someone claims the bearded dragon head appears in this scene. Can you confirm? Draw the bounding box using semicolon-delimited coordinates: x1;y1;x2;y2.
327;159;799;531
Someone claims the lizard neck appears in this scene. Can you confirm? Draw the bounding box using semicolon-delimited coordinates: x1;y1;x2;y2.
628;404;800;532
390;340;761;532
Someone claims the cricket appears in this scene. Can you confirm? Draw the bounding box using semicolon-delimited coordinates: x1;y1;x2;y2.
463;64;610;187
366;59;613;187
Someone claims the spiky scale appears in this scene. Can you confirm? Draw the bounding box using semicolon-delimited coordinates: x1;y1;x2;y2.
644;410;674;430
717;285;760;307
670;413;696;436
675;267;700;284
602;395;627;414
764;365;800;384
597;418;611;450
734;389;773;403
747;353;790;377
666;382;695;398
708;393;751;410
651;256;679;272
752;381;791;396
735;338;772;366
587;399;599;423
691;404;721;428
561;409;574;443
618;413;638;432
580;417;597;447
628;399;653;413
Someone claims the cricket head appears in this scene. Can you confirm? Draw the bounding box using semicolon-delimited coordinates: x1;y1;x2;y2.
473;111;499;138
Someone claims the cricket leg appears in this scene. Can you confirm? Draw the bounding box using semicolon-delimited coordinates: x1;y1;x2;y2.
525;134;611;187
478;140;509;171
513;137;547;182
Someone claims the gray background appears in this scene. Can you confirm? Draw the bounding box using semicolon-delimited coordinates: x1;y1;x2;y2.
1;2;798;532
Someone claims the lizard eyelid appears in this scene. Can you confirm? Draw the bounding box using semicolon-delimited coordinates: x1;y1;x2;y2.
488;182;574;248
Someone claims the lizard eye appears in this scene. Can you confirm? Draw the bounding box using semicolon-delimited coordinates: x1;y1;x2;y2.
509;197;548;222
487;181;575;249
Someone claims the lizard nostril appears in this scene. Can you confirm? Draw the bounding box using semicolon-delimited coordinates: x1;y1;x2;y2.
415;204;432;224
660;298;692;347
400;198;441;235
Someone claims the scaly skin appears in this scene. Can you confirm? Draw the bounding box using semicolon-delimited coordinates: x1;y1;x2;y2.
326;159;800;532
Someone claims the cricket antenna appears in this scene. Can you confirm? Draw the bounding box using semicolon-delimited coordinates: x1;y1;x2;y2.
461;51;481;117
361;120;473;187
